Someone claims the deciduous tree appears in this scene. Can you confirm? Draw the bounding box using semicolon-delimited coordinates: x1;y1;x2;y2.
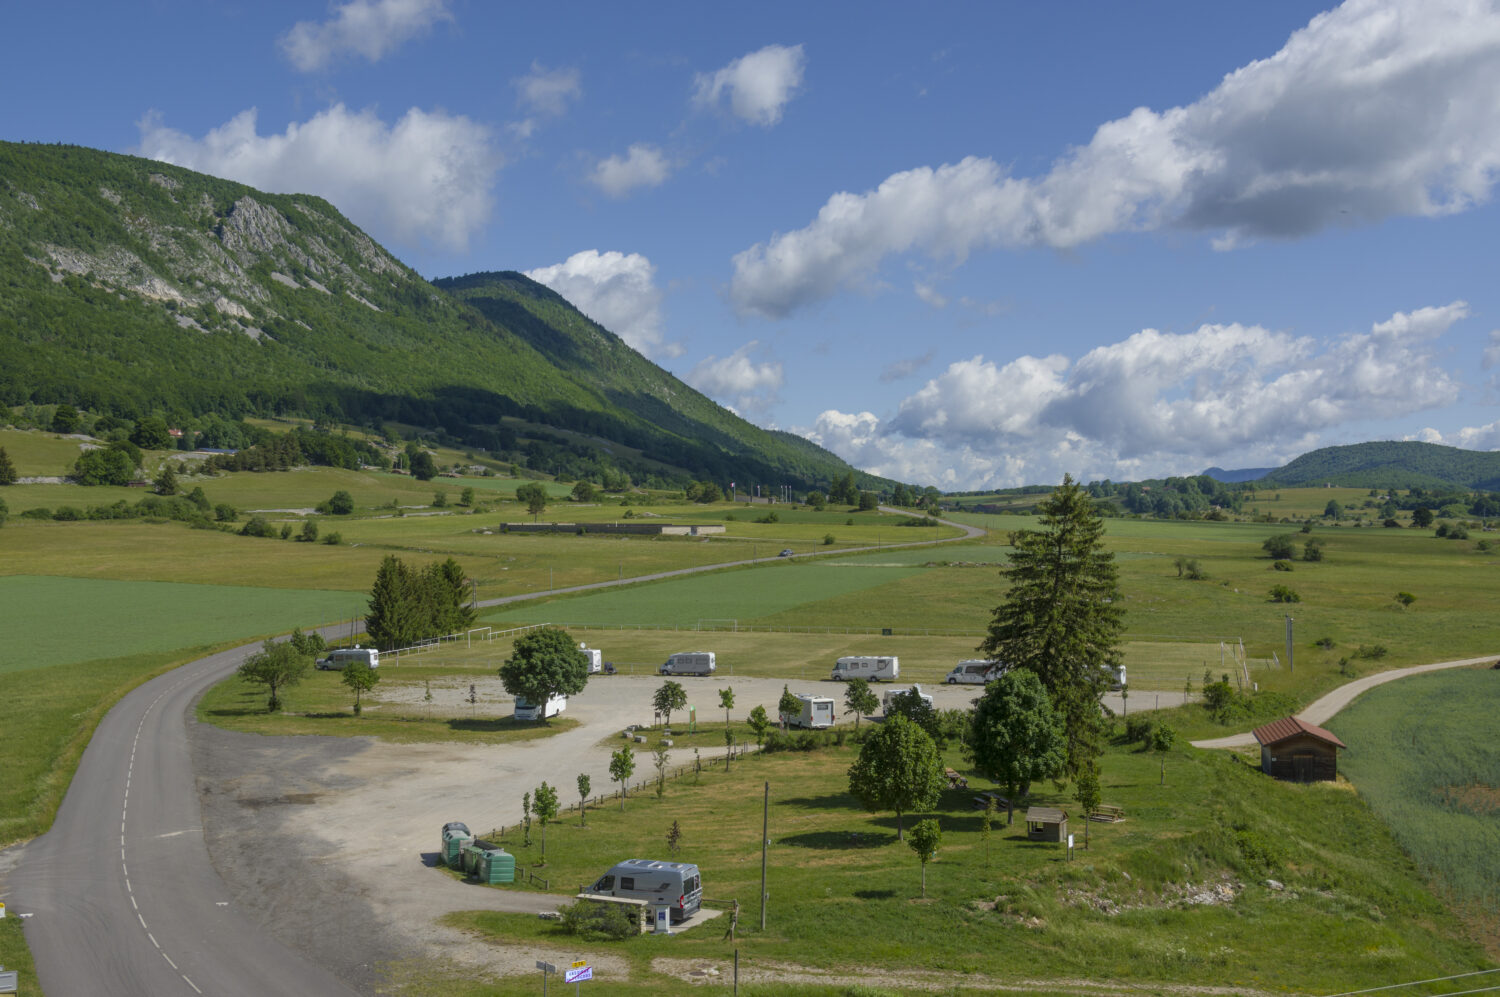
533;782;559;864
577;773;591;826
847;714;944;840
654;681;687;728
610;744;635;809
499;626;590;720
341;660;379;715
907;819;941;898
515;481;548;520
966;669;1066;800
237;639;310;713
842;678;879;731
0;446;16;486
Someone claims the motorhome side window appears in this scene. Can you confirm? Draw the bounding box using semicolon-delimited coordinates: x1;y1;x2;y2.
597;875;614;890
620;877;635;890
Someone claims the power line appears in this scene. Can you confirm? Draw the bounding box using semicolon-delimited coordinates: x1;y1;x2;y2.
1316;968;1500;997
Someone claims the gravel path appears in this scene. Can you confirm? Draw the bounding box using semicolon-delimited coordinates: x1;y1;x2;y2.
1190;654;1496;749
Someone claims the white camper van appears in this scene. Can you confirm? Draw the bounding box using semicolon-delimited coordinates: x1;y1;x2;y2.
829;655;899;682
579;644;603;674
513;692;567;720
782;693;835;729
883;683;934;715
660;652;716;676
587;859;703;923
945;659;1004;685
316;646;379;671
1108;664;1127;691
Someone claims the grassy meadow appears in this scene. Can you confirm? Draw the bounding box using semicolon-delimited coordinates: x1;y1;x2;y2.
1329;667;1500;920
403;734;1489;996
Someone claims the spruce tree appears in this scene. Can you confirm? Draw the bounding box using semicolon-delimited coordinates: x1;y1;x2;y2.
0;446;16;485
366;554;420;650
980;474;1123;779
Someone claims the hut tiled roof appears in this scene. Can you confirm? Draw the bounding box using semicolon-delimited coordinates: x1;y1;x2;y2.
1252;715;1346;749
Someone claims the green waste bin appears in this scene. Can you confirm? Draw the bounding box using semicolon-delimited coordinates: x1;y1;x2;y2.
442;827;473;867
475;847;515;884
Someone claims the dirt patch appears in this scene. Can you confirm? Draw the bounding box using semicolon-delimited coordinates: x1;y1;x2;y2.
1434;784;1500;814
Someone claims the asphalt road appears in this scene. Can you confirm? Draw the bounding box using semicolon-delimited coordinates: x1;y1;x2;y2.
9;640;360;996
6;506;984;995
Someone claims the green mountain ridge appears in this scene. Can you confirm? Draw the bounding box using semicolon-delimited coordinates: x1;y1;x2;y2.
1256;441;1500;491
0;141;883;491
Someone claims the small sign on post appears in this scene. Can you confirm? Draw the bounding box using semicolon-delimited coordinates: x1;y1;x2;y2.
565;963;592;983
1067;833;1075;862
536;960;557;995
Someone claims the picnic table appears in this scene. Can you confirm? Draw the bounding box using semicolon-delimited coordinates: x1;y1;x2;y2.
1088;804;1126;823
971;789;1009;810
944;768;968;789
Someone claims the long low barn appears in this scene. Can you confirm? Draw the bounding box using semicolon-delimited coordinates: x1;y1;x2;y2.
499;522;726;536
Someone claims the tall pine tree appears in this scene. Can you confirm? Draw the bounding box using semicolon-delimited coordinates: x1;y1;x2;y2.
366;555;421;650
980;474;1123;778
0;446;16;485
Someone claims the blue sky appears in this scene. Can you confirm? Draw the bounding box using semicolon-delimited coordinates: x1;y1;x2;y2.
5;0;1500;489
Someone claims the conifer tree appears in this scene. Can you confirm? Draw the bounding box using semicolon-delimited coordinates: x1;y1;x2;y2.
0;446;16;486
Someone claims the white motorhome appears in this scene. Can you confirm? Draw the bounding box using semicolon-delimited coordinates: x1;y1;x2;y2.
660;652;716;676
513;692;567;720
1108;664;1127;691
782;693;835;729
882;683;934;715
587;859;702;923
829;655;899;682
315;646;379;671
579;644;603;674
945;659;1004;685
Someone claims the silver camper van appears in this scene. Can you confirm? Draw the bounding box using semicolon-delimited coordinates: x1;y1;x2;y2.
783;693;835;729
829;655;899;682
316;646;380;671
587;859;702;923
945;659;1004;684
660;652;716;676
882;683;934;715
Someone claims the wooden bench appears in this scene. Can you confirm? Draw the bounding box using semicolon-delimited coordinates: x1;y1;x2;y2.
944;768;969;790
1088;804;1126;823
972;790;1009;811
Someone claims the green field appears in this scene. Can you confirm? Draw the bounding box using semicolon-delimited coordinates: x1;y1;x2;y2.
0;575;365;673
1329;667;1500;917
400;735;1489;996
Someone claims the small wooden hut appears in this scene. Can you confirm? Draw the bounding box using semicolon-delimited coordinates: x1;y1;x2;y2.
1024;806;1068;843
1252;716;1346;782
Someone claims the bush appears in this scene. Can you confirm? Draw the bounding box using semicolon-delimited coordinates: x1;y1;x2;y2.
755;510;779;524
1383;518;1401;528
1124;715;1155;744
240;516;277;538
322;531;342;545
51;506;83;521
323;490;354;515
1262;534;1298;559
1272;559;1294;572
214;503;238;523
22;507;53;520
1268;584;1300;603
558;899;637;941
1394;592;1416;608
1302;539;1324;562
299;520;319;543
1316;636;1335;649
823;533;836;545
1352;644;1389;660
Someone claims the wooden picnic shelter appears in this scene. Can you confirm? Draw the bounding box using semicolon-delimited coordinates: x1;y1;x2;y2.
1024;806;1068;843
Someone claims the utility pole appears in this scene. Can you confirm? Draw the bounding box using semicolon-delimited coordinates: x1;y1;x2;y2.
1285;615;1295;673
759;781;769;930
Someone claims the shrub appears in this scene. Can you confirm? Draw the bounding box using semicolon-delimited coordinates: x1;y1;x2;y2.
22;507;53;520
214;503;238;522
1302;539;1324;562
323;490;355;515
299;520;319;543
279;523;294;540
1262;534;1298;559
1394;592;1416;608
322;531;342;545
51;506;83;521
1124;715;1155;744
1272;559;1293;572
558;899;637;941
1315;636;1335;649
240;516;277;538
1268;584;1300;603
1446;525;1469;540
823;533;836;545
755;510;779;524
1352;644;1389;660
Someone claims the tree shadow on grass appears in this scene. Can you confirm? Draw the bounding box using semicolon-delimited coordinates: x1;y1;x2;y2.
780;793;861;812
853;889;897;900
781;829;896;850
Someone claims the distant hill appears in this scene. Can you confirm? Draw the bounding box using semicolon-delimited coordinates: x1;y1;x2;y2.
0;142;881;491
1257;441;1500;491
1200;465;1277;484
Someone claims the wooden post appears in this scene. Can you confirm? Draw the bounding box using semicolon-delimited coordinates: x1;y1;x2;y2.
759;782;769;930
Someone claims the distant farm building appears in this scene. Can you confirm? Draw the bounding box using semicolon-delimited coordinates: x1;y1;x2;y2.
500;522;726;536
1253;716;1346;782
1025;806;1068;843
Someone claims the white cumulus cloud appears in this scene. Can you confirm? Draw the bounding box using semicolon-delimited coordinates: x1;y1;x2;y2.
524;250;678;358
279;0;449;72
693;43;805;126
135;104;497;253
590;144;671;198
687;342;784;415
805;303;1468;489
731;0;1500;317
515;61;581;117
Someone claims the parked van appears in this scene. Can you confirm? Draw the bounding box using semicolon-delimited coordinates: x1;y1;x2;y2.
514;692;567;720
316;646;379;671
660;652;716;676
579;644;603;674
945;659;1004;685
830;655;899;682
882;683;934;715
587;859;702;923
782;694;835;729
1108;664;1127;691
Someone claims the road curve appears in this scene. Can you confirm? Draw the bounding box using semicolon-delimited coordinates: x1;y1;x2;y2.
1190;653;1496;749
7;506;986;994
10;640;360;997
